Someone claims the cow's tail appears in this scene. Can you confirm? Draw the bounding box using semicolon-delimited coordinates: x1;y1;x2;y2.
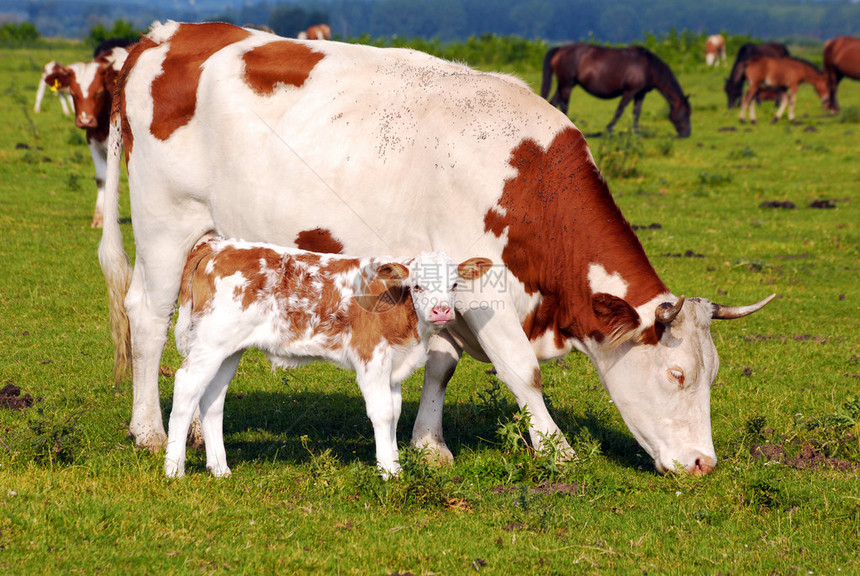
540;46;559;100
98;109;133;385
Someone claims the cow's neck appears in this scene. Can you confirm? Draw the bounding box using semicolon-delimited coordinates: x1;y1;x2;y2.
484;126;667;350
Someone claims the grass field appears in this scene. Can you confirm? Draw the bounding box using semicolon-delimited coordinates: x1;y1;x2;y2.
0;38;858;574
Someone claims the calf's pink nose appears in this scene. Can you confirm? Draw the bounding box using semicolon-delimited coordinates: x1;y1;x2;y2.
430;305;453;324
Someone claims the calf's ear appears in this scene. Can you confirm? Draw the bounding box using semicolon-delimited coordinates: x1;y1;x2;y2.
375;262;410;282
457;257;493;280
44;66;73;90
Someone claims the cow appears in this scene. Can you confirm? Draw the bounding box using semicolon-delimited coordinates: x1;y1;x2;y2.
42;40;133;228
34;61;73;114
298;23;331;40
99;21;774;476
705;34;726;66
164;237;491;478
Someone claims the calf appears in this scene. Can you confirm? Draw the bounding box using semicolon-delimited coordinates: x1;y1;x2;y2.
42;43;131;228
164;237;491;478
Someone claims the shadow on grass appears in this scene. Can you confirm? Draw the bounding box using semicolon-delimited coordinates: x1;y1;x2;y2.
166;388;649;473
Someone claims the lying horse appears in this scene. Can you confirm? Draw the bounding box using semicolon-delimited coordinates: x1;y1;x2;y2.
541;43;691;137
739;56;830;124
725;42;791;108
823;36;860;112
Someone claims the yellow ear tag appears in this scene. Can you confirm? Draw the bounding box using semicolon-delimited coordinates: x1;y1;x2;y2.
50;79;60;92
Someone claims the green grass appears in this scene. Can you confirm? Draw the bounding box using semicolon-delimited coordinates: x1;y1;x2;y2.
1;40;858;574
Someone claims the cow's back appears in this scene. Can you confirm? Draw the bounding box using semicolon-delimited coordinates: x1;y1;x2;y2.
121;23;571;265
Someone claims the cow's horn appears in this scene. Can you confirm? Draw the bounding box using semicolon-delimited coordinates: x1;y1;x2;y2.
655;295;685;324
711;293;776;319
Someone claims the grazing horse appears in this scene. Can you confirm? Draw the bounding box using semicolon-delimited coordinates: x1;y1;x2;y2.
725;42;791;108
823;36;860;112
705;34;726;66
739;56;830;124
541;43;691;137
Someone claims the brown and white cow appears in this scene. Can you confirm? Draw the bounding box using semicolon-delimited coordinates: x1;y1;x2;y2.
34;61;73;115
43;44;130;228
298;23;331;40
165;237;491;478
705;34;726;66
100;21;774;475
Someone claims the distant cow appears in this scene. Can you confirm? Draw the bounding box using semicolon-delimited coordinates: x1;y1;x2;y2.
725;42;791;108
34;61;73;114
164;237;491;478
705;34;726;66
43;40;133;227
298;23;331;40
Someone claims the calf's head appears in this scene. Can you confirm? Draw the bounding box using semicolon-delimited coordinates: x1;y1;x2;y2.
355;252;493;334
590;292;774;475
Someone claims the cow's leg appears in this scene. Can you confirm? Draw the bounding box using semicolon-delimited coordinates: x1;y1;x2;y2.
607;92;634;132
87;138;107;228
411;330;463;462
355;358;400;478
461;307;573;457
125;239;199;450
199;352;243;478
59;91;71;115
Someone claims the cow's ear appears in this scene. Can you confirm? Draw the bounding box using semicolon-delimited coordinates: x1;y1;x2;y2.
457;257;493;280
375;262;410;282
592;292;641;345
44;66;72;90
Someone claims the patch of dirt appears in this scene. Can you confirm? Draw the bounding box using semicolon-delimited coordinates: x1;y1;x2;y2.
661;250;704;258
751;442;856;471
718;126;738;132
760;200;796;209
744;334;830;344
0;384;38;410
492;481;586;497
809;199;836;209
632;223;663;231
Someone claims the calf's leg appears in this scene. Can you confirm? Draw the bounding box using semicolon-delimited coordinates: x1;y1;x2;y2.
198;352;243;477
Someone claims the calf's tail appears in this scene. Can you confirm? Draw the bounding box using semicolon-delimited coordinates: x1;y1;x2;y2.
97;109;133;385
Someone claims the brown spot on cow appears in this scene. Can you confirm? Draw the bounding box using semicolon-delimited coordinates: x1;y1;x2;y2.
117;36;159;158
243;41;324;95
295;228;344;254
485;127;667;344
149;23;251;142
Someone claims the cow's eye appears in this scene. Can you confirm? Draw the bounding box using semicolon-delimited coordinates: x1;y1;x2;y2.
413;285;424;293
668;367;686;387
451;282;458;291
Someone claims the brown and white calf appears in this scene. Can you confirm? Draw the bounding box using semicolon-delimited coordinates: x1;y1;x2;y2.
164;237;491;478
43;44;130;228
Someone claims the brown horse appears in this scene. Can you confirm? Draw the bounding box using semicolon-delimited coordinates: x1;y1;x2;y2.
739;56;830;124
541;43;691;137
725;42;791;108
824;36;860;112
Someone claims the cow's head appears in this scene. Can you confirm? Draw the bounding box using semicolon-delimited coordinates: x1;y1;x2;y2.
590;293;774;475
43;49;128;131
